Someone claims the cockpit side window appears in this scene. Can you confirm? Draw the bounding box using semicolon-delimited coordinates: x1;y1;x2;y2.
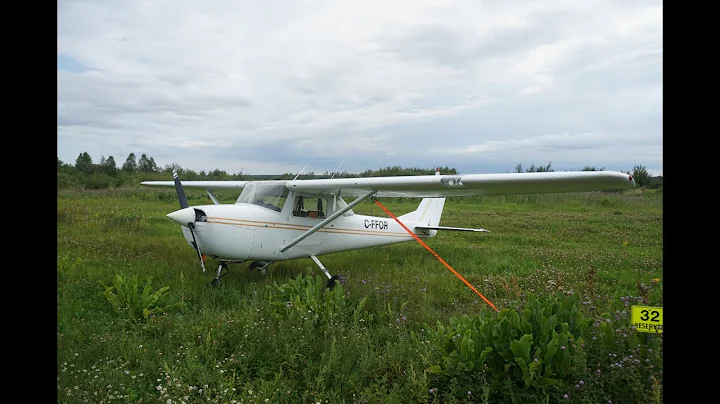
292;196;328;219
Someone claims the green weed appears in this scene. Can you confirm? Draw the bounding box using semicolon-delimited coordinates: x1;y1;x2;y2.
426;293;590;401
99;274;185;323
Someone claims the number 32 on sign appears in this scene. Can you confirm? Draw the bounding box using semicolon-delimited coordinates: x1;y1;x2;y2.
631;306;663;334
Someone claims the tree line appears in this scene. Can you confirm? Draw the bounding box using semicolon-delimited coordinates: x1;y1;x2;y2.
57;152;248;189
57;152;662;190
512;161;661;189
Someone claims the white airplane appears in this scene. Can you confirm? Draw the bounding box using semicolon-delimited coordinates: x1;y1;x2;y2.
141;168;635;288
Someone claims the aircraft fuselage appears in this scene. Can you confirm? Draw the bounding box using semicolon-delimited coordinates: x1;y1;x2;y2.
178;202;428;262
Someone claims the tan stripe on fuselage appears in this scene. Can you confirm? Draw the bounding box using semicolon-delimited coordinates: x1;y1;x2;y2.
206;217;424;238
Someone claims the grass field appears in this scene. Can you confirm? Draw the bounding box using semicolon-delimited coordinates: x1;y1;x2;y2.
57;186;663;403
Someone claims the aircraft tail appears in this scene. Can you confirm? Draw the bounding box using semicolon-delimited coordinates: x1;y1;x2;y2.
398;197;446;228
397;168;446;228
396;168;488;235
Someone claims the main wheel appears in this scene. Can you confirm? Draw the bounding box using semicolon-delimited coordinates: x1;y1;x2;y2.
326;274;346;289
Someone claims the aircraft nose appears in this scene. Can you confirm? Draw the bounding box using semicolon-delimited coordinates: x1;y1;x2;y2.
167;207;196;226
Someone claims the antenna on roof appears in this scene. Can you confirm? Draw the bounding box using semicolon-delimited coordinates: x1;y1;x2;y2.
293;164;308;180
330;160;345;179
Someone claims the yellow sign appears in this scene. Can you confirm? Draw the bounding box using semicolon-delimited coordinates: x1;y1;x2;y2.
631;305;663;334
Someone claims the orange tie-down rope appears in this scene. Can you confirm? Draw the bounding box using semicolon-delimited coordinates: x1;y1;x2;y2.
374;199;499;312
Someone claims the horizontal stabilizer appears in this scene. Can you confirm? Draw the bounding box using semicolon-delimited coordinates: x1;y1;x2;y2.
415;225;489;233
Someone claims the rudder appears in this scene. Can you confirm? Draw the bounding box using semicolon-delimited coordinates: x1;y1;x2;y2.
398;197;446;227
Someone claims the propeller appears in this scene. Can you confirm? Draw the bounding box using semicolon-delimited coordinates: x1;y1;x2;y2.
169;169;207;273
173;168;189;209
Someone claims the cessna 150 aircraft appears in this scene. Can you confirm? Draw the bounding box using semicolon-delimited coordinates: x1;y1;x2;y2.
141;168;635;288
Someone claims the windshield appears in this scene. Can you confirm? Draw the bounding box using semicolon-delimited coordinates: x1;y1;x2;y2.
236;182;290;212
335;196;355;216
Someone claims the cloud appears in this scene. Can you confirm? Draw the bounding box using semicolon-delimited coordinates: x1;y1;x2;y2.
57;0;663;176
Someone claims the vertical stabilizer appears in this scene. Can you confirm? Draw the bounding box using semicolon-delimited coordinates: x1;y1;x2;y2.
398;197;446;227
397;168;446;234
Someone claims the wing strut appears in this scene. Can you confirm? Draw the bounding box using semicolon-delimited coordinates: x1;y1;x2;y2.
373;199;499;312
205;189;220;205
280;189;377;253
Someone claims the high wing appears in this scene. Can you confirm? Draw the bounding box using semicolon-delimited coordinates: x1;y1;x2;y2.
140;180;249;189
286;171;636;197
141;171;635;198
140;180;250;205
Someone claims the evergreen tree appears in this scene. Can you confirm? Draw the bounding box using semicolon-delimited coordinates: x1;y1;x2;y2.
122;153;137;172
106;156;117;170
138;153;157;173
101;155;118;176
138;154;148;172
75;152;93;174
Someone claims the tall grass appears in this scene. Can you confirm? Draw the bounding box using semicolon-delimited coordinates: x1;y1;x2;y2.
58;187;662;403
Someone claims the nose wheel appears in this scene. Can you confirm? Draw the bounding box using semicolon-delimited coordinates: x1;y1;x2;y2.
207;262;229;287
207;260;249;287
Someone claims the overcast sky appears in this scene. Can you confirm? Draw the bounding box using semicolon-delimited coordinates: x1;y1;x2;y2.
58;0;662;176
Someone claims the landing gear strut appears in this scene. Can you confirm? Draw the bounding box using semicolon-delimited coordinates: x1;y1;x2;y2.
208;261;231;287
207;260;251;287
310;255;345;289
